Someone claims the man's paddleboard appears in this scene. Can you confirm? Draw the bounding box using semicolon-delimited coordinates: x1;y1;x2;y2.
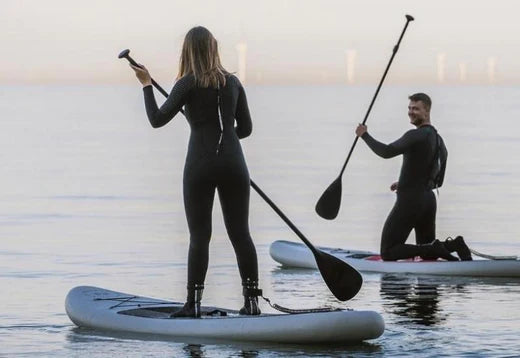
65;286;384;343
270;240;520;277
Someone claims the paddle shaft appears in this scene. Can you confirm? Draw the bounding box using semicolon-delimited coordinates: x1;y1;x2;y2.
121;54;319;255
250;181;318;255
338;15;414;177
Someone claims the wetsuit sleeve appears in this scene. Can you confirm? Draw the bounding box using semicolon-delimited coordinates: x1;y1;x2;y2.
235;82;253;139
142;76;192;128
361;130;420;158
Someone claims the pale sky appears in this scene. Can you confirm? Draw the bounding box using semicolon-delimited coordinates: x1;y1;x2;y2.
2;0;520;84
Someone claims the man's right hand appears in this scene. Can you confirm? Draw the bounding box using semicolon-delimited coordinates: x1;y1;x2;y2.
355;124;367;137
390;182;399;192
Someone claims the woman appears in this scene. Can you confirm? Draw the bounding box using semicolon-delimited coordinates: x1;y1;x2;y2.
130;26;261;318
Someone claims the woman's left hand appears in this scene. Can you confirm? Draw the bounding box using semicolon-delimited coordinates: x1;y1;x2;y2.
129;64;152;87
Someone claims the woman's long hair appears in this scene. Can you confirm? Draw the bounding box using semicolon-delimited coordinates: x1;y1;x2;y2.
177;26;228;88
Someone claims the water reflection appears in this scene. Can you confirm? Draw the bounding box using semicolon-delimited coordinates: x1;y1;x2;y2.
183;344;205;357
65;327;382;356
380;274;520;327
269;266;346;308
380;274;448;326
235;349;259;358
183;343;258;358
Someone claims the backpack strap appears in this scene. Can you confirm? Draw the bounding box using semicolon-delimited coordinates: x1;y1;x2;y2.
427;127;441;191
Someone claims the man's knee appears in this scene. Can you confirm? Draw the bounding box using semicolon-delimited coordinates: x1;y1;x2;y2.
380;247;397;261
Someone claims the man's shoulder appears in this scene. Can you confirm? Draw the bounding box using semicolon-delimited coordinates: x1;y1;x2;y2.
402;128;423;138
400;127;432;144
415;125;439;137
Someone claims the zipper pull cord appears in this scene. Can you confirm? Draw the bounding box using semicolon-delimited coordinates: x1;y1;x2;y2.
216;85;224;155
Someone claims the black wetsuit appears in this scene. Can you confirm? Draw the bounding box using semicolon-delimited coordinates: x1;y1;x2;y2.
142;74;258;286
361;125;447;261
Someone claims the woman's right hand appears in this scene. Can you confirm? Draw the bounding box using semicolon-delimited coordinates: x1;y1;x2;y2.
130;64;152;87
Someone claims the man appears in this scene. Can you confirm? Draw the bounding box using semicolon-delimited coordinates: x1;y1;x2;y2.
355;93;472;261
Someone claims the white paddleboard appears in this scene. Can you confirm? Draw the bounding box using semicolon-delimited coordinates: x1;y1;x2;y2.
65;286;384;343
270;240;520;277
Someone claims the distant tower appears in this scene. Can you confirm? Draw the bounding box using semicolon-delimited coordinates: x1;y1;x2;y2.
458;62;467;82
487;57;497;84
436;53;446;83
345;49;357;84
236;42;247;84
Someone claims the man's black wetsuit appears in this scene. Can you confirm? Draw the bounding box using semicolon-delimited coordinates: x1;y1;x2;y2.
142;74;258;286
361;125;447;261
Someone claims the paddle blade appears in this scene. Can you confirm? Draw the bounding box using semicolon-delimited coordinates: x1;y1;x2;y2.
315;177;342;220
315;251;363;301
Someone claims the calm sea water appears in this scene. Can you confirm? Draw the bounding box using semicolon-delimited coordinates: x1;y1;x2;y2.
1;84;520;357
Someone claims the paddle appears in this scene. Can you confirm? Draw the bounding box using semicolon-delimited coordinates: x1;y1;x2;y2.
118;49;363;300
315;14;415;220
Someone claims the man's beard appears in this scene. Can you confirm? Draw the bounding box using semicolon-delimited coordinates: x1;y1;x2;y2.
410;116;425;126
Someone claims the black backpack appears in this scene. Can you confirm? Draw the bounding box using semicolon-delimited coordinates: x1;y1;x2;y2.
429;129;447;190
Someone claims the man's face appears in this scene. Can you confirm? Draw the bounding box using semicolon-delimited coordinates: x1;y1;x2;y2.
408;100;429;126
